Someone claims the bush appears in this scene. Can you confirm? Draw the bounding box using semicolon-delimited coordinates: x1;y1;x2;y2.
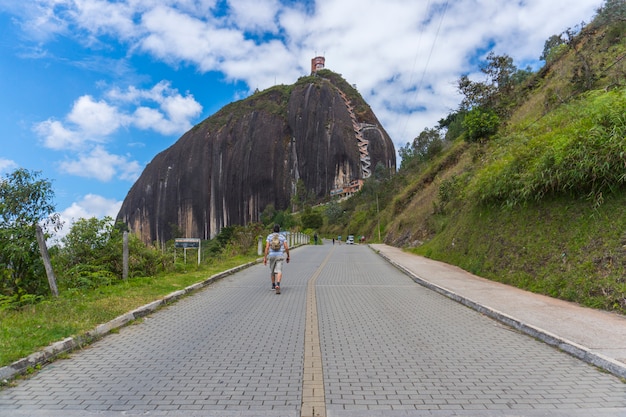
54;217;171;286
462;108;500;142
301;208;323;230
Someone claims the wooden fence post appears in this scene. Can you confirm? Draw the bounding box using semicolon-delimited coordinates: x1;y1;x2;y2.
123;231;129;280
35;225;59;297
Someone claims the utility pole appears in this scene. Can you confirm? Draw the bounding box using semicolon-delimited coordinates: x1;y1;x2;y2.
376;194;381;241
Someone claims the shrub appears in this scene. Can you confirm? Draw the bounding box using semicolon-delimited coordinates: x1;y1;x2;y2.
462;108;500;142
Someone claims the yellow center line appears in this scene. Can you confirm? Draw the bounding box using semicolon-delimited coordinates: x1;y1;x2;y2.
300;247;334;417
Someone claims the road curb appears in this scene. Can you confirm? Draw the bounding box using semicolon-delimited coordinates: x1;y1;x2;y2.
373;247;626;380
0;259;261;382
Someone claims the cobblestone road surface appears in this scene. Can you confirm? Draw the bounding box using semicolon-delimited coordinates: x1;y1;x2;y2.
1;244;624;416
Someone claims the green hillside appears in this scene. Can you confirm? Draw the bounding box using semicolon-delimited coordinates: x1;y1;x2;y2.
323;0;626;313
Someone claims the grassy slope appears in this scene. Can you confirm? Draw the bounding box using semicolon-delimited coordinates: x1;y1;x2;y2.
375;16;626;313
411;191;626;312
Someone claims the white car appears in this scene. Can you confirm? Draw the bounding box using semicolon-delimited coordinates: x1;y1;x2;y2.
346;235;354;244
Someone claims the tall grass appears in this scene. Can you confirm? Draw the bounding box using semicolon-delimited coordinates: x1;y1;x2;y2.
471;89;626;207
412;192;626;313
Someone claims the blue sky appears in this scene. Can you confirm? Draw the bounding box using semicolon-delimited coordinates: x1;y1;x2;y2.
0;0;603;240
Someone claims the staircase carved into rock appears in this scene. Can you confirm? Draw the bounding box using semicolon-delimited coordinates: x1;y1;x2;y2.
338;90;371;179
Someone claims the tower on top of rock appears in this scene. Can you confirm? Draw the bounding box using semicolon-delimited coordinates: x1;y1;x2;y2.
311;56;325;73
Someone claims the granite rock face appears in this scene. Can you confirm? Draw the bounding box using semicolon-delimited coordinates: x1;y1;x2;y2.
116;71;396;243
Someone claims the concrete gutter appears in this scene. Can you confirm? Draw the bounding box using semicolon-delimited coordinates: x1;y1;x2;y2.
372;244;626;380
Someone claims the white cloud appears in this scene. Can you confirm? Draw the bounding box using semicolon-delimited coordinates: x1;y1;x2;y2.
34;81;201;181
0;158;18;173
227;0;280;33
67;95;126;136
107;81;203;135
61;193;122;220
36;82;201;150
68;0;138;40
9;0;69;42
34;119;85;150
34;96;123;151
59;145;141;182
54;193;123;243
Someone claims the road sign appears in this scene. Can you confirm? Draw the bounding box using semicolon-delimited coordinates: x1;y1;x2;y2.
175;238;201;264
175;238;200;248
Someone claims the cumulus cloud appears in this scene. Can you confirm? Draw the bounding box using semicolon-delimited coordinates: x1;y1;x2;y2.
0;158;18;173
33;81;201;182
35;81;202;151
106;81;203;135
67;95;126;137
54;193;123;242
226;0;280;33
61;193;122;220
59;145;141;182
4;0;69;42
34;119;86;150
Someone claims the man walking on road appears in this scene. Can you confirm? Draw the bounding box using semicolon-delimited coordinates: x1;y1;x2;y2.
264;224;290;294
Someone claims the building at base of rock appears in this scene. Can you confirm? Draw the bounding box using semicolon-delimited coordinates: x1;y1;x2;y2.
330;179;363;200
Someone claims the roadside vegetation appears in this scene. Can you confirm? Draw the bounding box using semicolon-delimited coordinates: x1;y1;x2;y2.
318;0;626;313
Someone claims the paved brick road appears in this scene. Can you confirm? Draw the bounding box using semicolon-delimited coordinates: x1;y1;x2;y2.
0;244;624;416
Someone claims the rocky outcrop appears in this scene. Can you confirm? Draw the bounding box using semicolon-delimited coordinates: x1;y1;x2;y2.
116;70;396;244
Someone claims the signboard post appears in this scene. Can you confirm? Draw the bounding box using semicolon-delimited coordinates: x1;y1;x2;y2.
175;238;201;265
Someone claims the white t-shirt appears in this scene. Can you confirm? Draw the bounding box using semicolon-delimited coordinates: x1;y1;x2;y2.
266;232;287;257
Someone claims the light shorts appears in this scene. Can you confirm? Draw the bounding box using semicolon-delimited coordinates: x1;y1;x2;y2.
269;256;285;274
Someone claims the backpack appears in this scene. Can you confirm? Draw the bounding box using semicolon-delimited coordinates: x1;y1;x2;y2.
270;233;282;251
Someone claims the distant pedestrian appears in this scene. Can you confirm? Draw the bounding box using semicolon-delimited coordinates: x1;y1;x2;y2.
314;233;318;245
264;224;290;294
332;238;335;245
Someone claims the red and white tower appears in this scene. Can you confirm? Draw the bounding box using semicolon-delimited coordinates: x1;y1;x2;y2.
311;56;325;73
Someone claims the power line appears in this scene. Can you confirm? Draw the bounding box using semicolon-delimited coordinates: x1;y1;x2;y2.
400;1;450;144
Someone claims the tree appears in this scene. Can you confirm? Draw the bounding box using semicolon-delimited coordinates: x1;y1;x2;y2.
462;107;500;142
291;179;308;212
273;210;296;230
413;128;444;161
458;52;528;118
53;216;122;288
540;34;567;63
399;128;444;171
373;161;390;182
324;201;343;225
59;217;114;267
438;110;467;141
301;207;323;230
0;169;60;297
398;142;418;171
260;204;277;225
595;0;626;47
595;0;626;26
